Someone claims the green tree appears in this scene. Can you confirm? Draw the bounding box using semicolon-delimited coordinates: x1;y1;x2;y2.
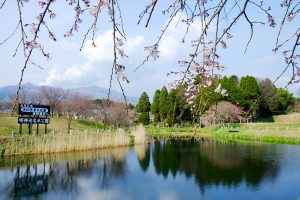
176;85;192;123
151;90;161;123
166;89;179;126
159;86;168;126
258;78;278;117
128;103;135;110
137;92;151;125
193;80;222;126
239;76;261;117
292;98;300;112
139;112;150;125
220;76;241;105
276;88;295;114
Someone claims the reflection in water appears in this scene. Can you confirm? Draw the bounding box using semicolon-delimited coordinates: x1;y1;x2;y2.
1;140;298;200
0;147;130;199
148;139;280;192
135;144;150;172
13;165;48;198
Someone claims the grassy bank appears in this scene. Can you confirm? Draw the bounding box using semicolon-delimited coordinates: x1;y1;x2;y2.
213;126;300;144
0;146;130;169
0;114;105;136
0;127;146;156
0;132;130;156
145;122;300;145
0;113;147;156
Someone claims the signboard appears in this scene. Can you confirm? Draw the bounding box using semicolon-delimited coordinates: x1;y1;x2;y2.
18;104;50;116
18;117;50;124
18;104;51;135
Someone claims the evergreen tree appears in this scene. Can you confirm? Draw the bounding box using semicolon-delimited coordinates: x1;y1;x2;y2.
151;90;161;123
220;76;241;105
239;76;261;117
176;85;192;123
166;89;178;126
258;78;278;117
137;92;151;125
139;112;150;125
276;88;295;114
193;82;222;126
159;86;168;125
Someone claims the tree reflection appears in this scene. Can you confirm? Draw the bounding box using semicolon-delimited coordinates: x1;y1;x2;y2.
135;144;150;172
149;139;280;192
1;147;130;199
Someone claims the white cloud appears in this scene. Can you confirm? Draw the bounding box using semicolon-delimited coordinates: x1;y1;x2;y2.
159;190;179;200
45;31;145;88
76;177;129;200
43;12;209;96
45;62;101;87
158;13;205;61
82;30;115;63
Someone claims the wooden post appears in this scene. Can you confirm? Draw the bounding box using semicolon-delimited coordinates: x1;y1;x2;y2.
37;124;39;135
19;123;22;135
45;124;47;134
37;115;39;135
28;124;32;134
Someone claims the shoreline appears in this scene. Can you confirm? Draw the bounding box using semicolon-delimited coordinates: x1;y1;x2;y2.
1;123;300;156
146;124;300;145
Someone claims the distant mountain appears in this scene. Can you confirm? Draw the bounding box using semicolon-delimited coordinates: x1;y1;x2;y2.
0;83;40;100
0;83;138;104
70;86;138;104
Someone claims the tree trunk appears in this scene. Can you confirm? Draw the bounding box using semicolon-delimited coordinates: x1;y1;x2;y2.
67;114;71;133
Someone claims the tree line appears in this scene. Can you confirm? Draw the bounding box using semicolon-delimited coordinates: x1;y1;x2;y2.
0;87;134;133
136;75;297;126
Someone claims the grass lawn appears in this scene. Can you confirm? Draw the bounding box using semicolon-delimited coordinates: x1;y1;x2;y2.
145;121;300;144
0;114;106;137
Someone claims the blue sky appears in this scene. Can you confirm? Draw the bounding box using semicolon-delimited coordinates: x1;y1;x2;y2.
0;0;299;99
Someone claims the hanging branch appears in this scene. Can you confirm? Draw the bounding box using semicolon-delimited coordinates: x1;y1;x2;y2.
107;0;128;107
80;3;101;51
0;22;20;45
0;0;7;9
12;0;54;113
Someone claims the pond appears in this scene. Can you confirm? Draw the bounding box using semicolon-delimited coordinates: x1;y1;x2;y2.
0;139;300;200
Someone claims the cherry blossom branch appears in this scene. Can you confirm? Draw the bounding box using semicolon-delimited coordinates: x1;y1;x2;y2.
107;0;128;106
80;2;101;51
275;0;292;50
13;0;54;113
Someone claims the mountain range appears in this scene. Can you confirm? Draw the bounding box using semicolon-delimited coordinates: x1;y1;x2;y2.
0;83;138;104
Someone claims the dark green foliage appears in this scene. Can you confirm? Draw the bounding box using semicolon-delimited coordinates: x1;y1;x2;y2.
139;112;150;125
137;92;151;113
240;76;261;100
276;88;295;114
151;90;161;122
239;76;261;117
128;103;135;110
138;146;151;172
220;76;241;104
193;81;222;125
176;85;192;122
258;78;278;117
141;75;295;126
159;86;168;123
137;92;151;125
166;89;179;126
293;98;300;112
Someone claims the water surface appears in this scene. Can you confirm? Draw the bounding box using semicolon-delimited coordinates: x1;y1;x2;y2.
1;139;300;200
